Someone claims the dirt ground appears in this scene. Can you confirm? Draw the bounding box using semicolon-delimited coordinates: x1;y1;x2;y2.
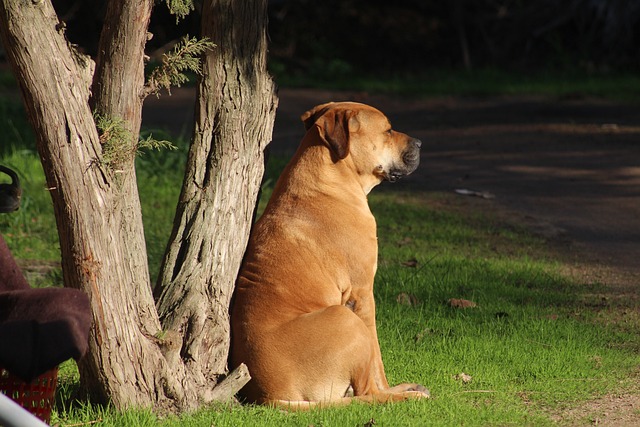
143;87;640;425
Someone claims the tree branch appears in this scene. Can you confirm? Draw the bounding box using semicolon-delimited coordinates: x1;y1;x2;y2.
209;363;251;402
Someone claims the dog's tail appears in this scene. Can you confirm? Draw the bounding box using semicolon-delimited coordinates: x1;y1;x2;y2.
266;390;429;411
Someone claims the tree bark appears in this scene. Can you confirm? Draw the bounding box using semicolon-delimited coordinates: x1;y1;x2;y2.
155;0;277;389
75;0;170;408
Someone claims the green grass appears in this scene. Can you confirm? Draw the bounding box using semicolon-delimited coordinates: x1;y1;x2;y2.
29;177;638;426
43;188;639;426
135;128;189;282
0;151;61;287
0;74;638;425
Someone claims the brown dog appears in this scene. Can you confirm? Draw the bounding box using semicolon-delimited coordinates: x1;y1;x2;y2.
230;102;428;408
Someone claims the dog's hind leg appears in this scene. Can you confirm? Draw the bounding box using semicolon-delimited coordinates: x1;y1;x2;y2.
254;304;380;403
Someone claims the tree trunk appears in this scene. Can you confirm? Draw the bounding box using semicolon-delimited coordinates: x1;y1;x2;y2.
0;0;276;412
76;0;170;408
155;0;278;388
0;0;170;409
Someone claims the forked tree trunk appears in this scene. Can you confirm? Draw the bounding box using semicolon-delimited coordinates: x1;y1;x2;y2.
155;0;277;386
0;0;170;409
0;0;276;412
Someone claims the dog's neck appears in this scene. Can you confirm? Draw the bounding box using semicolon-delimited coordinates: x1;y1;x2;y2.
285;137;382;197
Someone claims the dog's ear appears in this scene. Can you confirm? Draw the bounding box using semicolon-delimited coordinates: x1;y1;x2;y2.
301;104;358;160
301;103;334;131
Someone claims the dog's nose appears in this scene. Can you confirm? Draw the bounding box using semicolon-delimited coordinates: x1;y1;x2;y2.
411;138;422;149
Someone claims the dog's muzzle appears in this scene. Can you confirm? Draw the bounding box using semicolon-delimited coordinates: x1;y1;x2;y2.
385;138;422;182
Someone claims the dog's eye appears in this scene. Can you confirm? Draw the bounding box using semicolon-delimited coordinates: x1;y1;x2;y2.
385;129;392;135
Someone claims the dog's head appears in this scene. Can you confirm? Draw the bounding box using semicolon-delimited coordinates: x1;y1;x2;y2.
301;102;421;193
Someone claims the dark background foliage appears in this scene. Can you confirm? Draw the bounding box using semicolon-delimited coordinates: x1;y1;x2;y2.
38;0;640;77
267;0;640;75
